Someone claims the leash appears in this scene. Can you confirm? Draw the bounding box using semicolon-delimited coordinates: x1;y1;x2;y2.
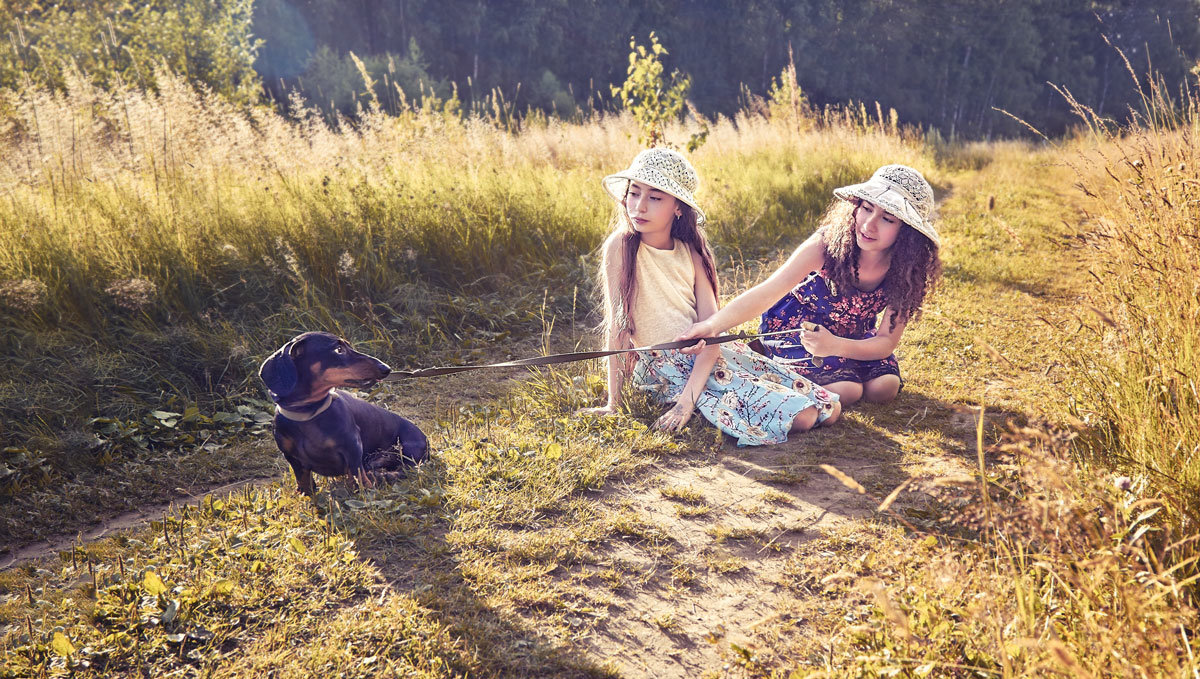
381;328;821;380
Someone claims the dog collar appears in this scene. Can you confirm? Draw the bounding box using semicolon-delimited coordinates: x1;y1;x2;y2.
275;390;340;422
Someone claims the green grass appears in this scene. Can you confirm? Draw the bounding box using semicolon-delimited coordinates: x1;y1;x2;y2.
1;70;1197;677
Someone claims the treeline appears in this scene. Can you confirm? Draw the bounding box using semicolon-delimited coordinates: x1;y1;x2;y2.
4;0;1200;138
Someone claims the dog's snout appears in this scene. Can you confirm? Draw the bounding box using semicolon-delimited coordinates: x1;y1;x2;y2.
376;360;392;377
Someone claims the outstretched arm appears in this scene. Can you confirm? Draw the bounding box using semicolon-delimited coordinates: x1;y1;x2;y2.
677;230;826;351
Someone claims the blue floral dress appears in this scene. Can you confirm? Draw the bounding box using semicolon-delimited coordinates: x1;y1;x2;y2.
757;269;901;386
631;342;839;447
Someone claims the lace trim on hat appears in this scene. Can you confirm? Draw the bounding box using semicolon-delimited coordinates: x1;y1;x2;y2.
878;166;932;217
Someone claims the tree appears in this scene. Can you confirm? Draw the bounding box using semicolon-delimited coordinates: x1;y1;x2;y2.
611;32;705;150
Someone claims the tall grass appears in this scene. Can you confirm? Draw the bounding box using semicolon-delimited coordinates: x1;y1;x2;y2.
1053;68;1200;585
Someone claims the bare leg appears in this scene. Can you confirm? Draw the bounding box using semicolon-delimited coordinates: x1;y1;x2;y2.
789;406;819;433
862;375;901;404
820;399;843;427
823;381;864;406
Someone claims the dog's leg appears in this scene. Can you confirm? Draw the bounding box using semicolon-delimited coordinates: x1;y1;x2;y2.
396;416;429;465
354;468;376;490
293;466;316;496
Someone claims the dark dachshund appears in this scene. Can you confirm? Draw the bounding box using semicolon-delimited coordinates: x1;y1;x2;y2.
258;331;428;495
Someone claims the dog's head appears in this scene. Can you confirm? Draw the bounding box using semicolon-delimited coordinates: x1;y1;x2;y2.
259;332;392;404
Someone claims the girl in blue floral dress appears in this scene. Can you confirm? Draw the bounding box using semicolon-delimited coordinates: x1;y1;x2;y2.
677;165;942;406
579;148;841;445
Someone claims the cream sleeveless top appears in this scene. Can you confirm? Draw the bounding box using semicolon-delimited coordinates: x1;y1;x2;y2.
628;240;698;346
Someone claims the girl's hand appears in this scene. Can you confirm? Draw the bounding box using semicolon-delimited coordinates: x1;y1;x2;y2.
800;323;839;357
674;320;714;355
577;405;618;417
653;401;695;432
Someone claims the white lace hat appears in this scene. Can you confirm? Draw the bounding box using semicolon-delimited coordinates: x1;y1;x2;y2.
834;164;939;247
603;148;707;224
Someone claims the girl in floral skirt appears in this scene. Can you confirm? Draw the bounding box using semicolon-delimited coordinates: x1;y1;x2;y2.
677;165;942;406
579;148;840;445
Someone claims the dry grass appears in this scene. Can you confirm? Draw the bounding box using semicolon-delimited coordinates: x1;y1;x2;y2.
0;67;1196;678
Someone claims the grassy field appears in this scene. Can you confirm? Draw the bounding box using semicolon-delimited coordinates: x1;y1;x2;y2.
0;72;1196;677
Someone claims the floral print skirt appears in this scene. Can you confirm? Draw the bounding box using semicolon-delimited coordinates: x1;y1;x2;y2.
631;341;839;447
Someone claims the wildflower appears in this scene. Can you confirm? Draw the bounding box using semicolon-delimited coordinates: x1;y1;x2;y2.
275;236;303;280
337;251;358;278
1113;476;1133;492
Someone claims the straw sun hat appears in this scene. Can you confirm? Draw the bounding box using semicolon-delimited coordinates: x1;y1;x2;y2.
834;164;939;247
602;147;707;225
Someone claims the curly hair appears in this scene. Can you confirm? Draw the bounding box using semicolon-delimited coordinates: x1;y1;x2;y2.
818;198;941;331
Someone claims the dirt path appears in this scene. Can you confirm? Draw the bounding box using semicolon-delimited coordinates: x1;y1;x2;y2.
573;403;978;678
0;474;279;571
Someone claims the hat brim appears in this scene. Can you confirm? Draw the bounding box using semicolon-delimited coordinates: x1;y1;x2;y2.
603;170;707;225
835;183;939;247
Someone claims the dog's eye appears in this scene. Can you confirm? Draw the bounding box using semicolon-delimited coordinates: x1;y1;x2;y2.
334;346;346;355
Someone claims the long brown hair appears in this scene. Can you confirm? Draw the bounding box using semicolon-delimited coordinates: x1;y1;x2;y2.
819;198;941;331
601;191;718;355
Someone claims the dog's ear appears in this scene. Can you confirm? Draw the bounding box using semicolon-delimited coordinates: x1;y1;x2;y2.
259;340;299;402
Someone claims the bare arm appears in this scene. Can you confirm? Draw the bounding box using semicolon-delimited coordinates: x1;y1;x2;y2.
577;233;629;415
601;234;628;408
804;308;907;360
676;230;826;348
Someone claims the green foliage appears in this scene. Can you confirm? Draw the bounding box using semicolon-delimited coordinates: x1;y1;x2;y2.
0;485;474;677
242;0;1200;138
765;48;814;133
0;0;262;103
0;400;271;503
798;437;1199;678
610;33;704;151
